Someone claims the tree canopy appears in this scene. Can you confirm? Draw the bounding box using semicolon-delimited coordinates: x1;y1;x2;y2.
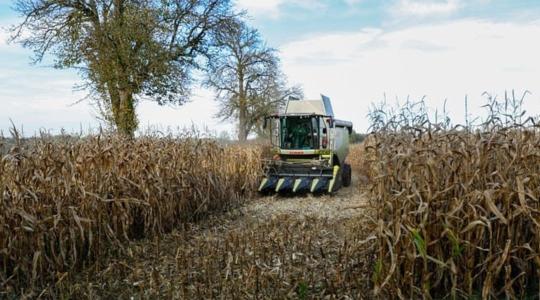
204;19;302;142
12;0;235;136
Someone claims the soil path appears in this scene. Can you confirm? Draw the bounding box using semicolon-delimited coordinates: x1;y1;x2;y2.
68;176;374;299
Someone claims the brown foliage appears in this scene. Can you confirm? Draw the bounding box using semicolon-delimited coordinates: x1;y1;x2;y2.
347;136;377;183
368;128;540;298
0;133;261;295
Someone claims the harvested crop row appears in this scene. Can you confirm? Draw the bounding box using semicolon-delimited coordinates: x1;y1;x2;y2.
0;134;261;296
63;213;373;299
367;126;540;299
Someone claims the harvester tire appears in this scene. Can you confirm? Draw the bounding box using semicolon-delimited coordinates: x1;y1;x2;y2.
342;163;352;187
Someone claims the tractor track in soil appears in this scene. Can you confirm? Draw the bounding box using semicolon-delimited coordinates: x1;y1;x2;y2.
66;175;375;299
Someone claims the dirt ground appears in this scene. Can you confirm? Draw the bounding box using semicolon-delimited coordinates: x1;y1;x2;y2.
246;177;370;221
62;176;375;299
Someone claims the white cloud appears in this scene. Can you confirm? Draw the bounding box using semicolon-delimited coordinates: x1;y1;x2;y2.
0;29;10;48
0;60;232;135
235;0;349;18
0;19;27;51
391;0;462;17
235;0;284;17
280;19;540;131
136;89;234;136
344;0;362;6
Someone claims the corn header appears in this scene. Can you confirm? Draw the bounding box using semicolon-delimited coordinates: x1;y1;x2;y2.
259;95;353;194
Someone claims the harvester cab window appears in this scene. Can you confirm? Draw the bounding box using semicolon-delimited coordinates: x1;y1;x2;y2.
281;116;319;149
312;117;320;147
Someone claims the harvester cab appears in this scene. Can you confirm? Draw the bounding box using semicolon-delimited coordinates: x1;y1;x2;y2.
259;95;353;194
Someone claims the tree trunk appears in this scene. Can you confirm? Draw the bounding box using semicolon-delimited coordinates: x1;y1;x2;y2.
117;89;137;137
238;74;248;142
238;105;248;142
109;86;137;137
109;85;121;127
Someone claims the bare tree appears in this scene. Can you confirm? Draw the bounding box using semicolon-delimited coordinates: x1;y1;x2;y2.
204;19;302;142
11;0;234;136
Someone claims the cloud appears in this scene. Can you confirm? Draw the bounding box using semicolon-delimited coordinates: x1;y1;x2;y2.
0;18;26;51
344;0;362;5
236;0;361;18
0;56;232;135
235;0;284;17
136;88;234;136
280;19;540;131
0;28;11;48
391;0;462;17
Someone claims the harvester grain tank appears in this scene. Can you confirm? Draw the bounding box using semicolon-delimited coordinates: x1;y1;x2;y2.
259;95;353;194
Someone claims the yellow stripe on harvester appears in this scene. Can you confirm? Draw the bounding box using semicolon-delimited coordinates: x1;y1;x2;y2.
293;179;302;193
275;178;285;192
258;178;268;191
328;165;340;193
310;178;319;193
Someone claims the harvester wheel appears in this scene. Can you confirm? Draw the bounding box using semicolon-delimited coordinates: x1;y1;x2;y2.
342;163;352;187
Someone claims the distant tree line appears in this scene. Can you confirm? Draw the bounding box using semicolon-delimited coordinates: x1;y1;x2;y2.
349;130;366;144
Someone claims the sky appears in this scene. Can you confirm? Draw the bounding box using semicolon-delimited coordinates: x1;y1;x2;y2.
1;0;540;136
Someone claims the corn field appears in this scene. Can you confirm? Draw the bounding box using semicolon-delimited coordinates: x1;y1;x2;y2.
0;132;261;295
5;95;540;299
348;138;376;183
367;96;540;298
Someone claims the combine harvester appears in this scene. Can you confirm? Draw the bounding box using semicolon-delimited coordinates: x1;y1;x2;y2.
259;95;353;194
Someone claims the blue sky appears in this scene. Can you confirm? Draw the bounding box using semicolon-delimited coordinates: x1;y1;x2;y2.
243;0;540;42
1;0;540;136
